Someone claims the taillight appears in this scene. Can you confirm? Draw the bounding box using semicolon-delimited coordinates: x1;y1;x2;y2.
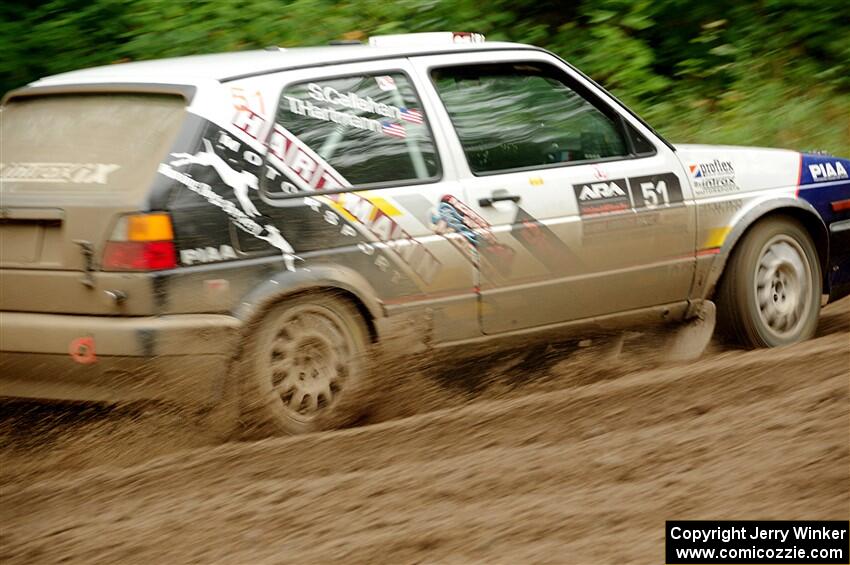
102;213;177;271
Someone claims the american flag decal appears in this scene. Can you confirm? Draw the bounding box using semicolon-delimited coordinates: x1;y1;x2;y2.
375;75;397;91
381;121;407;138
399;107;424;124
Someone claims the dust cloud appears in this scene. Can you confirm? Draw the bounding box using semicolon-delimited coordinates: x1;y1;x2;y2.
1;299;847;563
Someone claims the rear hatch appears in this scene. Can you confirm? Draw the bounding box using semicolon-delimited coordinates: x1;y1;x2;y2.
1;91;187;314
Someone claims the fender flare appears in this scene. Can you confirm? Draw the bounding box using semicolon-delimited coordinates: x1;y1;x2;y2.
699;197;829;300
232;264;386;341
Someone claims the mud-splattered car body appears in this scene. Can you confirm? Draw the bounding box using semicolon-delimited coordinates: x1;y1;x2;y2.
1;34;848;407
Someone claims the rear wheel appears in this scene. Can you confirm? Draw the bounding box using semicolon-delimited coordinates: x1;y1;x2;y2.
238;293;370;436
716;216;821;348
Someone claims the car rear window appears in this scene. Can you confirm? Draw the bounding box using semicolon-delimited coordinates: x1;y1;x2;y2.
270;72;440;191
1;93;186;196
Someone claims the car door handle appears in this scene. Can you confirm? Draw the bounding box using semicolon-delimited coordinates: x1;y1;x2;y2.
478;193;521;207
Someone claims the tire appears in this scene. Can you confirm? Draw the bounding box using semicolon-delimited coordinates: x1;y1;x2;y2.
716;216;821;348
237;292;371;436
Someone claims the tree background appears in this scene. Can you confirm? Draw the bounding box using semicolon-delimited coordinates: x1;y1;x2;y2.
2;0;848;153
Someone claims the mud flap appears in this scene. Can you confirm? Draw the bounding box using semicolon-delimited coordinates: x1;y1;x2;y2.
375;309;433;355
661;301;717;363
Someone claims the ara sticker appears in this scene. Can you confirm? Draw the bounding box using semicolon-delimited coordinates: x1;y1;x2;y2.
573;179;631;215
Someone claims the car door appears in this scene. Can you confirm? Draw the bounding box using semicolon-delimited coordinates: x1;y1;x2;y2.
410;51;696;335
214;59;481;342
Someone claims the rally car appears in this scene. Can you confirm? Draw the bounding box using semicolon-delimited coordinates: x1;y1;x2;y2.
1;32;848;435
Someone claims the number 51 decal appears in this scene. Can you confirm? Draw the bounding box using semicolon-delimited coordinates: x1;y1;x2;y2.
629;173;683;209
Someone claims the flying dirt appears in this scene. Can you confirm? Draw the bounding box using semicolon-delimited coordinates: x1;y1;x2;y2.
0;299;848;564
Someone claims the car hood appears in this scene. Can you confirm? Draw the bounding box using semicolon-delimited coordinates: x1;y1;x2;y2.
674;143;850;196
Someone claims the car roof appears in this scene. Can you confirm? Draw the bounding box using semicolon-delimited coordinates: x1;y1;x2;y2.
28;42;536;87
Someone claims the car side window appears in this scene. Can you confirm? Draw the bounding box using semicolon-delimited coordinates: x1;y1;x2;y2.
431;63;630;174
270;72;440;192
625;122;657;156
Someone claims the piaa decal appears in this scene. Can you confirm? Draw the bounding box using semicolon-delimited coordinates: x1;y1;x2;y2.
809;161;848;183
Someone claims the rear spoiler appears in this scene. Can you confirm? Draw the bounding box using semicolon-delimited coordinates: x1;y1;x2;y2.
2;83;196;105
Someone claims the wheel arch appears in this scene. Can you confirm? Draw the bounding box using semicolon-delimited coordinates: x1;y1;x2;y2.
232;265;383;347
703;198;829;300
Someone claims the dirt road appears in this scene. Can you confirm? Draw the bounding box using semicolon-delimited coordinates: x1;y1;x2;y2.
1;300;848;564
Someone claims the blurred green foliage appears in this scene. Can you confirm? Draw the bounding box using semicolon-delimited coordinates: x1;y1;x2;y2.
2;0;848;153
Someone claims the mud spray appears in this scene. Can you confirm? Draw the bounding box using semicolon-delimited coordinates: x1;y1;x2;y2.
1;299;847;563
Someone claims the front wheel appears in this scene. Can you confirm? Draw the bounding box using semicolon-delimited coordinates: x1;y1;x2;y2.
716;216;821;348
238;292;371;436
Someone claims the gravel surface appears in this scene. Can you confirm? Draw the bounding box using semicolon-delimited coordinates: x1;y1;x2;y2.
1;299;847;564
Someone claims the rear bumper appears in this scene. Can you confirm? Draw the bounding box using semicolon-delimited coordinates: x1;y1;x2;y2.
0;312;242;405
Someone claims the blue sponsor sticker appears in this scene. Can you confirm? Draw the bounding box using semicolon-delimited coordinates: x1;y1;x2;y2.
799;154;850;185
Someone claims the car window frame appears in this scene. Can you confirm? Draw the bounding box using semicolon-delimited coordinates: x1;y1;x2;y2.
427;60;657;177
262;66;444;201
